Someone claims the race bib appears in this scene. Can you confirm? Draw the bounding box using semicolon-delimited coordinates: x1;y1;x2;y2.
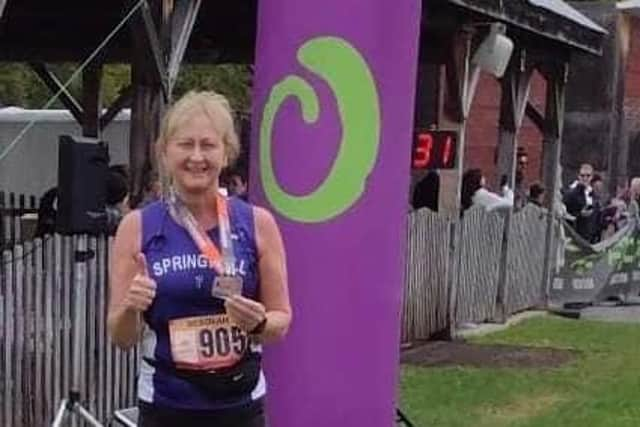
169;314;249;371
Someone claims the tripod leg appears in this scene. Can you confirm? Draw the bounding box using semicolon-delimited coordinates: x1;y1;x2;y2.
396;408;415;427
74;403;104;427
52;400;69;427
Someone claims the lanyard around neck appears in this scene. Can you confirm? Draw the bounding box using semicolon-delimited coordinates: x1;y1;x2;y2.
167;188;236;276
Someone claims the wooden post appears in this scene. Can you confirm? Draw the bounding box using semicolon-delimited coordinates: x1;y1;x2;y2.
493;49;533;322
29;63;84;125
540;62;569;306
128;0;201;207
128;0;168;207
82;59;103;138
441;30;480;337
99;85;134;131
129;63;165;208
495;50;533;189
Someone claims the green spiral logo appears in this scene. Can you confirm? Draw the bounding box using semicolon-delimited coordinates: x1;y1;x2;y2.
259;36;381;223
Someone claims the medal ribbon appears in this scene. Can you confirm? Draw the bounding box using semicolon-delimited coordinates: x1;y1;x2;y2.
167;188;237;276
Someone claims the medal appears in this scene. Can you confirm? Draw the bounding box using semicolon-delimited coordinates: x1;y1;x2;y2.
211;275;243;300
168;189;243;300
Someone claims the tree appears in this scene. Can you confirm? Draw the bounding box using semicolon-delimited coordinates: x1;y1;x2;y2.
0;62;252;113
174;64;252;113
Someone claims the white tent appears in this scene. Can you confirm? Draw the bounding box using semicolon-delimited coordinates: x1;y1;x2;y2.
0;108;130;197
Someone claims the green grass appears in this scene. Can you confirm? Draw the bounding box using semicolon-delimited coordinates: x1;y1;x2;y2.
399;317;640;427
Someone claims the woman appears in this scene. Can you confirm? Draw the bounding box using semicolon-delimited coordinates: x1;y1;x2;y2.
528;182;545;207
460;168;513;214
108;91;292;427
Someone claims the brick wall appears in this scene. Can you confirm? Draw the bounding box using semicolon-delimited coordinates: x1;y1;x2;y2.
464;71;546;190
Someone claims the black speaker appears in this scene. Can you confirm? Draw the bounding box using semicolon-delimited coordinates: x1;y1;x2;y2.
56;135;109;235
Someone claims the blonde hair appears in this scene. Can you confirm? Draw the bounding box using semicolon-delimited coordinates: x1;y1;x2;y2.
156;91;241;193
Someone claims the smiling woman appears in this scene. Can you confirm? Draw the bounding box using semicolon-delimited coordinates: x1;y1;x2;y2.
107;91;292;427
157;92;240;199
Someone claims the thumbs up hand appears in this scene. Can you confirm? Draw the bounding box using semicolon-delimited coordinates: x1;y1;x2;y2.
124;253;157;313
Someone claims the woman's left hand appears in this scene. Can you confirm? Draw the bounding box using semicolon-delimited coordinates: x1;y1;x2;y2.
225;294;267;333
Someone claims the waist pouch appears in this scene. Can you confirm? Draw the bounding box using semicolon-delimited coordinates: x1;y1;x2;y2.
145;352;262;400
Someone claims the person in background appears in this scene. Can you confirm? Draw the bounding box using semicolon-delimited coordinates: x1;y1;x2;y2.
588;173;607;242
461;168;513;214
528;182;545;207
105;168;130;235
34;187;58;238
514;147;529;210
563;163;596;241
591;174;605;202
227;168;248;201
412;170;440;212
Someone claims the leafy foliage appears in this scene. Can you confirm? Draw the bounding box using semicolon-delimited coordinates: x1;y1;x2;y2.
0;62;252;113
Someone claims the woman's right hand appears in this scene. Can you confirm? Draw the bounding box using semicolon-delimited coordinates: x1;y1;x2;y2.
123;253;156;312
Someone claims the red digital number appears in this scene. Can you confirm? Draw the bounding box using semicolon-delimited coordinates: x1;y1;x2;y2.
442;135;453;167
413;133;434;169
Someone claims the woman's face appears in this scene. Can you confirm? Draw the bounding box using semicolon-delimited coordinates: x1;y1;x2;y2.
162;112;227;194
480;176;487;188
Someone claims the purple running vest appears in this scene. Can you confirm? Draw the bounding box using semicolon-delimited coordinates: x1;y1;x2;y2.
137;197;265;410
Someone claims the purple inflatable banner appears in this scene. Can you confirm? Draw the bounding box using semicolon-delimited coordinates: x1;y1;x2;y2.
249;1;421;425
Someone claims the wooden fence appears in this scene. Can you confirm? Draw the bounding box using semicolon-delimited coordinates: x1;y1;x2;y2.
0;191;39;250
455;207;505;325
0;201;559;423
401;209;451;342
402;204;554;342
505;205;548;314
0;234;138;427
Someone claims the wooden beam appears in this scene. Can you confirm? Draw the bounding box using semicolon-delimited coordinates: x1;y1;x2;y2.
136;0;169;98
167;0;202;93
0;0;7;20
540;62;568;307
444;45;464;123
525;102;545;132
541;64;568;202
0;43;254;64
443;31;481;338
128;0;167;208
495;49;534;188
29;62;84;125
82;60;103;138
414;63;441;129
100;85;133;131
493;49;534;322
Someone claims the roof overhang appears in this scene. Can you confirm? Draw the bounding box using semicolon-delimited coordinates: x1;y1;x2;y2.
440;0;607;55
618;0;640;17
0;1;257;64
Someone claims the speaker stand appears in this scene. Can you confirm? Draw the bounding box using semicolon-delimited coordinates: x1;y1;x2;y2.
51;235;104;427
